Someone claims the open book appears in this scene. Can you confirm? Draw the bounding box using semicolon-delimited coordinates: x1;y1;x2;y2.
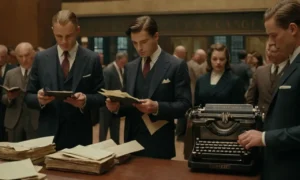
99;89;141;105
0;85;21;92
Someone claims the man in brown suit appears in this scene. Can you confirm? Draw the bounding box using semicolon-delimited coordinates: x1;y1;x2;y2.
1;42;39;142
246;44;289;117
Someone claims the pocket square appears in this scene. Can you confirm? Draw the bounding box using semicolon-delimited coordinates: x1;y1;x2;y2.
279;85;291;89
82;74;91;78
162;79;171;84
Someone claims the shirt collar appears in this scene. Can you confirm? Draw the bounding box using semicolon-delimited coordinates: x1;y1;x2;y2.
289;46;300;64
143;45;162;64
57;42;79;58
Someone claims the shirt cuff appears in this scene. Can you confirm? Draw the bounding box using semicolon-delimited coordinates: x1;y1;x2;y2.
40;103;46;109
152;101;159;116
262;131;266;146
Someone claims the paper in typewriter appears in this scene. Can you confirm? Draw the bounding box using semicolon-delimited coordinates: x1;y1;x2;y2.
0;159;38;180
105;140;144;158
142;114;168;135
62;145;114;161
0;136;54;151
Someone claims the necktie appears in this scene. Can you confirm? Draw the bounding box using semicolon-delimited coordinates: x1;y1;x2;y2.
62;51;70;78
119;67;123;76
271;65;279;82
143;57;151;77
24;69;28;80
0;65;2;78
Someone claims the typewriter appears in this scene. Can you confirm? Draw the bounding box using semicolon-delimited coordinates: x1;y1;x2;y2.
187;104;262;174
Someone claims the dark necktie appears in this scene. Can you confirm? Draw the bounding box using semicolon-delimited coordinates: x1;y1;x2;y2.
143;57;151;77
24;69;28;80
119;67;123;76
0;65;2;78
270;65;279;83
62;51;70;78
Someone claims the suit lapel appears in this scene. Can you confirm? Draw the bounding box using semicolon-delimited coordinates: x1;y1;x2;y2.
210;70;230;97
46;47;59;90
270;55;300;104
148;52;171;98
72;46;87;91
127;58;141;95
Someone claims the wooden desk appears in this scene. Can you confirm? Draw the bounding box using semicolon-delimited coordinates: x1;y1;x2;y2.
41;157;260;180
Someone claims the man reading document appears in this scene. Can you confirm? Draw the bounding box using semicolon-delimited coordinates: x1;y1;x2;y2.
106;16;191;159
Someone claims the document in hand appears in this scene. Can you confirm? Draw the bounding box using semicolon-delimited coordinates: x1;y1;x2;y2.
99;89;141;105
0;85;21;92
43;90;74;100
0;136;56;164
142;114;168;135
0;159;47;180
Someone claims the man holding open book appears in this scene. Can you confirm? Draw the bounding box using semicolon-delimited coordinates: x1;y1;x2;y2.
25;10;105;150
1;42;39;142
106;16;191;159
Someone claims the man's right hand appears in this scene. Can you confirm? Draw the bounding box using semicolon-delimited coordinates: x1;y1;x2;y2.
7;90;21;100
106;98;120;112
37;88;55;106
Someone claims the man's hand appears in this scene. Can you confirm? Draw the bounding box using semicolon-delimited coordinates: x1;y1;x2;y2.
106;98;120;112
38;88;55;105
238;130;265;150
7;90;21;100
64;92;86;108
134;99;158;114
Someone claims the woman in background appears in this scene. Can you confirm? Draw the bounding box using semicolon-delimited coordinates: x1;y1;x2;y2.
194;43;245;107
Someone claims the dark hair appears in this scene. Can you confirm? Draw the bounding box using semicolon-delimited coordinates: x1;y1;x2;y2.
264;0;300;29
251;51;264;67
125;16;158;37
238;50;247;61
206;43;231;72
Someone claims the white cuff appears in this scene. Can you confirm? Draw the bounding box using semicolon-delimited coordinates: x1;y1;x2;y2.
152;101;159;116
262;131;266;146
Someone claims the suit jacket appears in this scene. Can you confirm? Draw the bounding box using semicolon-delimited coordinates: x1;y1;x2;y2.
119;51;192;159
246;65;273;115
194;70;245;106
0;64;16;124
262;54;300;180
1;67;39;130
25;45;105;149
231;62;252;91
187;60;203;104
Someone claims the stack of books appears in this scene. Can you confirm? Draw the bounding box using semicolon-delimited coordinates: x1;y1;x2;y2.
45;140;144;174
0;159;47;180
0;136;56;164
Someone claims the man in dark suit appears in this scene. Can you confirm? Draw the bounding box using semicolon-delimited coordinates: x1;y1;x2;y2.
100;52;128;144
231;50;252;91
0;45;16;141
2;43;39;142
238;1;300;179
106;16;191;159
246;45;289;117
25;10;105;150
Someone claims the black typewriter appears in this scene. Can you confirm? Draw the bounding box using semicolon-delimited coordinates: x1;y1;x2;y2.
186;104;262;174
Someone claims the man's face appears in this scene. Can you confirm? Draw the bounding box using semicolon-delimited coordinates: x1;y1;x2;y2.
131;30;158;57
0;50;7;66
265;17;297;61
119;57;128;68
16;47;34;69
53;22;79;51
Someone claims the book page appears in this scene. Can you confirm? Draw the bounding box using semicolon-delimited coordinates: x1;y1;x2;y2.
142;114;168;135
61;145;114;161
0;159;38;180
16;136;54;149
88;139;117;150
105;140;144;158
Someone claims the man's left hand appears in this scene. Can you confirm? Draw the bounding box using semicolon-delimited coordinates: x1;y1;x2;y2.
238;130;265;149
64;92;86;108
134;99;158;114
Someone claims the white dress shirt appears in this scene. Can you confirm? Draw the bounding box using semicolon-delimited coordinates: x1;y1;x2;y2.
1;64;6;77
141;46;162;70
20;66;31;77
113;61;124;87
57;42;79;70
